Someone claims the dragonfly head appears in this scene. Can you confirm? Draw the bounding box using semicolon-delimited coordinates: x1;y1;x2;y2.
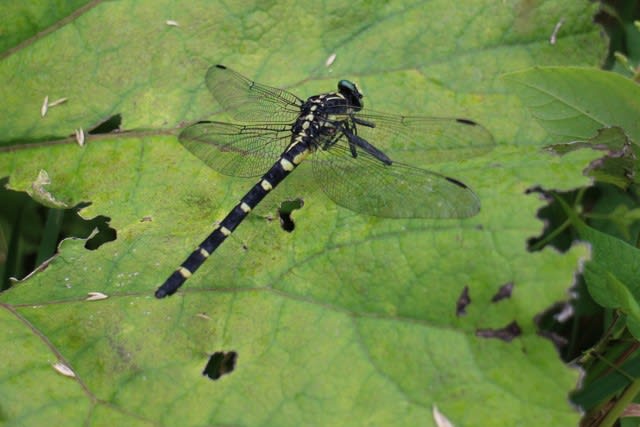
337;80;363;111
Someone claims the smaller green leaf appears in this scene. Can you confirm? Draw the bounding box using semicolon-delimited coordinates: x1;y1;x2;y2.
559;201;640;339
595;204;640;241
547;127;638;189
504;67;640;142
571;354;640;408
606;273;640;338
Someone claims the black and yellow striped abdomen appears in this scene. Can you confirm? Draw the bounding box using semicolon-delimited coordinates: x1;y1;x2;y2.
155;139;310;298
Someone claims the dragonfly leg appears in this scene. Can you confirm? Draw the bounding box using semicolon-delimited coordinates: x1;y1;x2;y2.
340;124;392;165
352;116;375;128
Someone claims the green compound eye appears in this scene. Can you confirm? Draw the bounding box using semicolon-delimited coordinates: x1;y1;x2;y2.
337;79;363;109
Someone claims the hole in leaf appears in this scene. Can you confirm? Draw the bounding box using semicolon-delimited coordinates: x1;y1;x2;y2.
456;285;471;316
534;282;604;363
278;198;304;232
535;301;574;352
0;178;116;291
476;321;522;342
84;216;117;250
88;114;122;134
455;118;478;126
202;351;238;380
491;281;514;302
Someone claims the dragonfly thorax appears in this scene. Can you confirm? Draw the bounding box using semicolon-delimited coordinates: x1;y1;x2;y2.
290;91;359;149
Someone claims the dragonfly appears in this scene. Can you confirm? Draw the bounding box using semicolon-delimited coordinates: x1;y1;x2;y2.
155;64;494;298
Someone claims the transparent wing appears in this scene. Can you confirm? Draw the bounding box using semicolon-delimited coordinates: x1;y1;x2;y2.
179;122;291;177
311;139;479;219
206;65;303;123
353;111;495;163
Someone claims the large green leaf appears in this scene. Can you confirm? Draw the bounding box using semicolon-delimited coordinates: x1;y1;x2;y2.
0;1;603;426
503;66;640;142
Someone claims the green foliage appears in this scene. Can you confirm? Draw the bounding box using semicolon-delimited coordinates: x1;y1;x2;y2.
506;69;640;336
1;1;633;427
505;15;640;426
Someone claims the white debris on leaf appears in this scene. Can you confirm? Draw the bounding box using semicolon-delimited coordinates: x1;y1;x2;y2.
41;96;68;117
549;18;565;45
49;97;68;107
325;53;336;67
433;405;455;427
41;96;49;117
166;20;179;26
75;128;85;146
52;362;76;378
86;292;108;301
